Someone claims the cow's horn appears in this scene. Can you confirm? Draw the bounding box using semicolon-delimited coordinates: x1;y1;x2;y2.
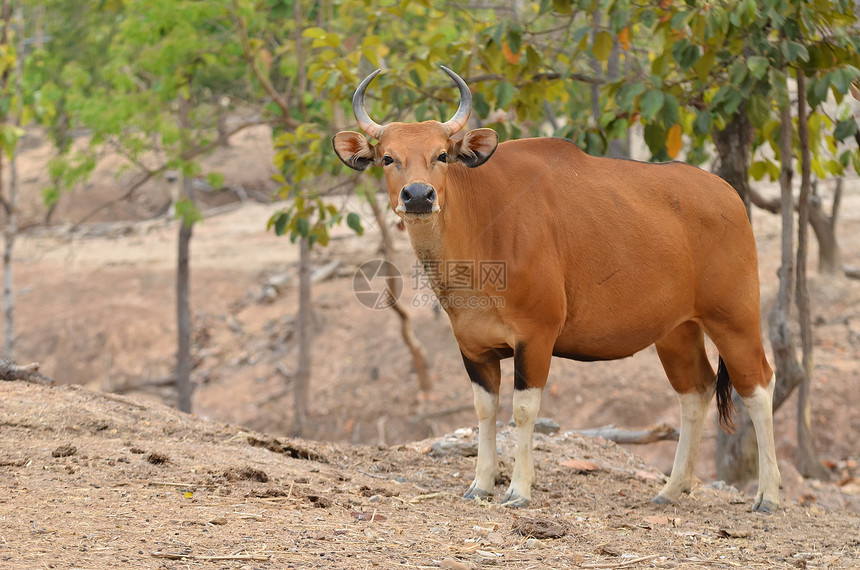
353;69;384;139
440;65;472;135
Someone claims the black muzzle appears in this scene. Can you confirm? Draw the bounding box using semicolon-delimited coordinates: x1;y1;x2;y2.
400;183;436;214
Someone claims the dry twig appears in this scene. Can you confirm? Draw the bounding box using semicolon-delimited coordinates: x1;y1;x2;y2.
581;554;660;568
152;552;269;561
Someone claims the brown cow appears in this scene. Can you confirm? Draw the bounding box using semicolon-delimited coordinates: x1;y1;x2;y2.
333;67;781;512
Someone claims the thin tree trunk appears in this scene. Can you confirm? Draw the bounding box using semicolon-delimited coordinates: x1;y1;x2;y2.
808;179;842;275
606;35;628;159
589;9;601;124
368;192;432;393
175;90;194;413
176;217;193;413
794;74;828;480
4;4;23;358
293;236;312;436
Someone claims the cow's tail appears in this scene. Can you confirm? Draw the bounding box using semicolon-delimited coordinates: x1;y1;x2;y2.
715;356;736;433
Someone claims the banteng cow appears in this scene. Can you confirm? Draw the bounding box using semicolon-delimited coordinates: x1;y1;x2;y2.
333;66;781;512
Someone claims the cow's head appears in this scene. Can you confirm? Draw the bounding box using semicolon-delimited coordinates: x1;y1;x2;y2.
333;66;499;221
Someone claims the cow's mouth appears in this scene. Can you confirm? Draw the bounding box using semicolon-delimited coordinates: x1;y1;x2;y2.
396;204;440;221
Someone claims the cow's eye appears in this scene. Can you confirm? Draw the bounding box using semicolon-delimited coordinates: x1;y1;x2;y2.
383;156;394;166
437;152;448;163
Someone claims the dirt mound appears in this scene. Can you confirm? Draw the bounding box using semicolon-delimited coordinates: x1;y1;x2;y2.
1;381;858;568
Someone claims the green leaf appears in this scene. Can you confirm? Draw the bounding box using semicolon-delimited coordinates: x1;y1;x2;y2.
494;81;515;109
750;161;767;181
747;56;769;80
593;31;613;63
694;49;716;83
781;40;809;64
274;212;290;236
834;119;858;142
747;95;770;127
828;70;849;95
346;212;364;236
640;89;665;121
505;25;522;55
643;122;667;155
729;62;748;87
295;217;309;237
206;172;224;189
695;110;712;135
473;91;490;118
552;0;573;15
175;198;202;228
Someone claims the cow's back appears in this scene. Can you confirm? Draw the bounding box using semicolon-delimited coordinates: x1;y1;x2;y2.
446;138;758;360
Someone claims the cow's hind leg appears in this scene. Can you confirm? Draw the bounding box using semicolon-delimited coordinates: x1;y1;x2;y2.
653;321;715;505
461;353;501;500
500;341;553;508
704;320;781;513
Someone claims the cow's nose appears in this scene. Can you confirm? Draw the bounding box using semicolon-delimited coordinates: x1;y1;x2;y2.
401;183;436;213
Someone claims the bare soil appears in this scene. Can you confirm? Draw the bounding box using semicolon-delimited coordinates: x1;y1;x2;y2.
2;381;859;569
2;127;860;568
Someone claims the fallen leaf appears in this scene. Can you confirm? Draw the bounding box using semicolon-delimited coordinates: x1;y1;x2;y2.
644;515;669;526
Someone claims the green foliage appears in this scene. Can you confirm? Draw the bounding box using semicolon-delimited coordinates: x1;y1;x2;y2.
11;0;860;246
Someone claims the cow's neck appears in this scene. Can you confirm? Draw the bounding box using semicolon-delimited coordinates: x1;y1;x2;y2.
405;215;446;264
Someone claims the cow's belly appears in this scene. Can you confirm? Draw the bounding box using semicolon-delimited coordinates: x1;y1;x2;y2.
553;306;688;361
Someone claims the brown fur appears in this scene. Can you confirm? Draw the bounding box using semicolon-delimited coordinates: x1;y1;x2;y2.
335;120;779;510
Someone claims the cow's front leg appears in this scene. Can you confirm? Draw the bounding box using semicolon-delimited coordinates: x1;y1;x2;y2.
461;354;501;500
501;342;552;508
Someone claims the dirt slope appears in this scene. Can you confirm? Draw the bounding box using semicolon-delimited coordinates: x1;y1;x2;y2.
1;381;859;569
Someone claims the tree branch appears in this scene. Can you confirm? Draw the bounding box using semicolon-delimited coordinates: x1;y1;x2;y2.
73;120;268;228
232;1;298;129
0;359;53;384
467;71;606;86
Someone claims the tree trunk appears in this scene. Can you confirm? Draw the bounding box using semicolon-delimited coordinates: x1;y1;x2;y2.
712;105;754;219
176;217;193;413
1;2;18;359
175;90;194;414
606;34;629;159
293;236;312;436
713;108;757;483
794;74;829;480
808;179;842;275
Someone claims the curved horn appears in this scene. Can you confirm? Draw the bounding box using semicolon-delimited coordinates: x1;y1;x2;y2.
440;65;472;136
353;69;384;139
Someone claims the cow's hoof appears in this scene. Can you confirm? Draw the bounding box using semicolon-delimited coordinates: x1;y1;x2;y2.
463;482;492;501
500;490;530;508
651;494;674;506
751;497;778;514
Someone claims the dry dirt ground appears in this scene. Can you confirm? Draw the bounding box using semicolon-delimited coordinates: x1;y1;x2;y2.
2;127;860;567
2;381;859;569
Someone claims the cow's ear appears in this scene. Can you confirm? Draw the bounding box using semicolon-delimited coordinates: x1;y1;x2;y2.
451;128;498;168
332;131;375;171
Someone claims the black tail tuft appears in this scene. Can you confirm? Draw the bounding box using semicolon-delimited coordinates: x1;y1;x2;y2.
715;357;736;433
